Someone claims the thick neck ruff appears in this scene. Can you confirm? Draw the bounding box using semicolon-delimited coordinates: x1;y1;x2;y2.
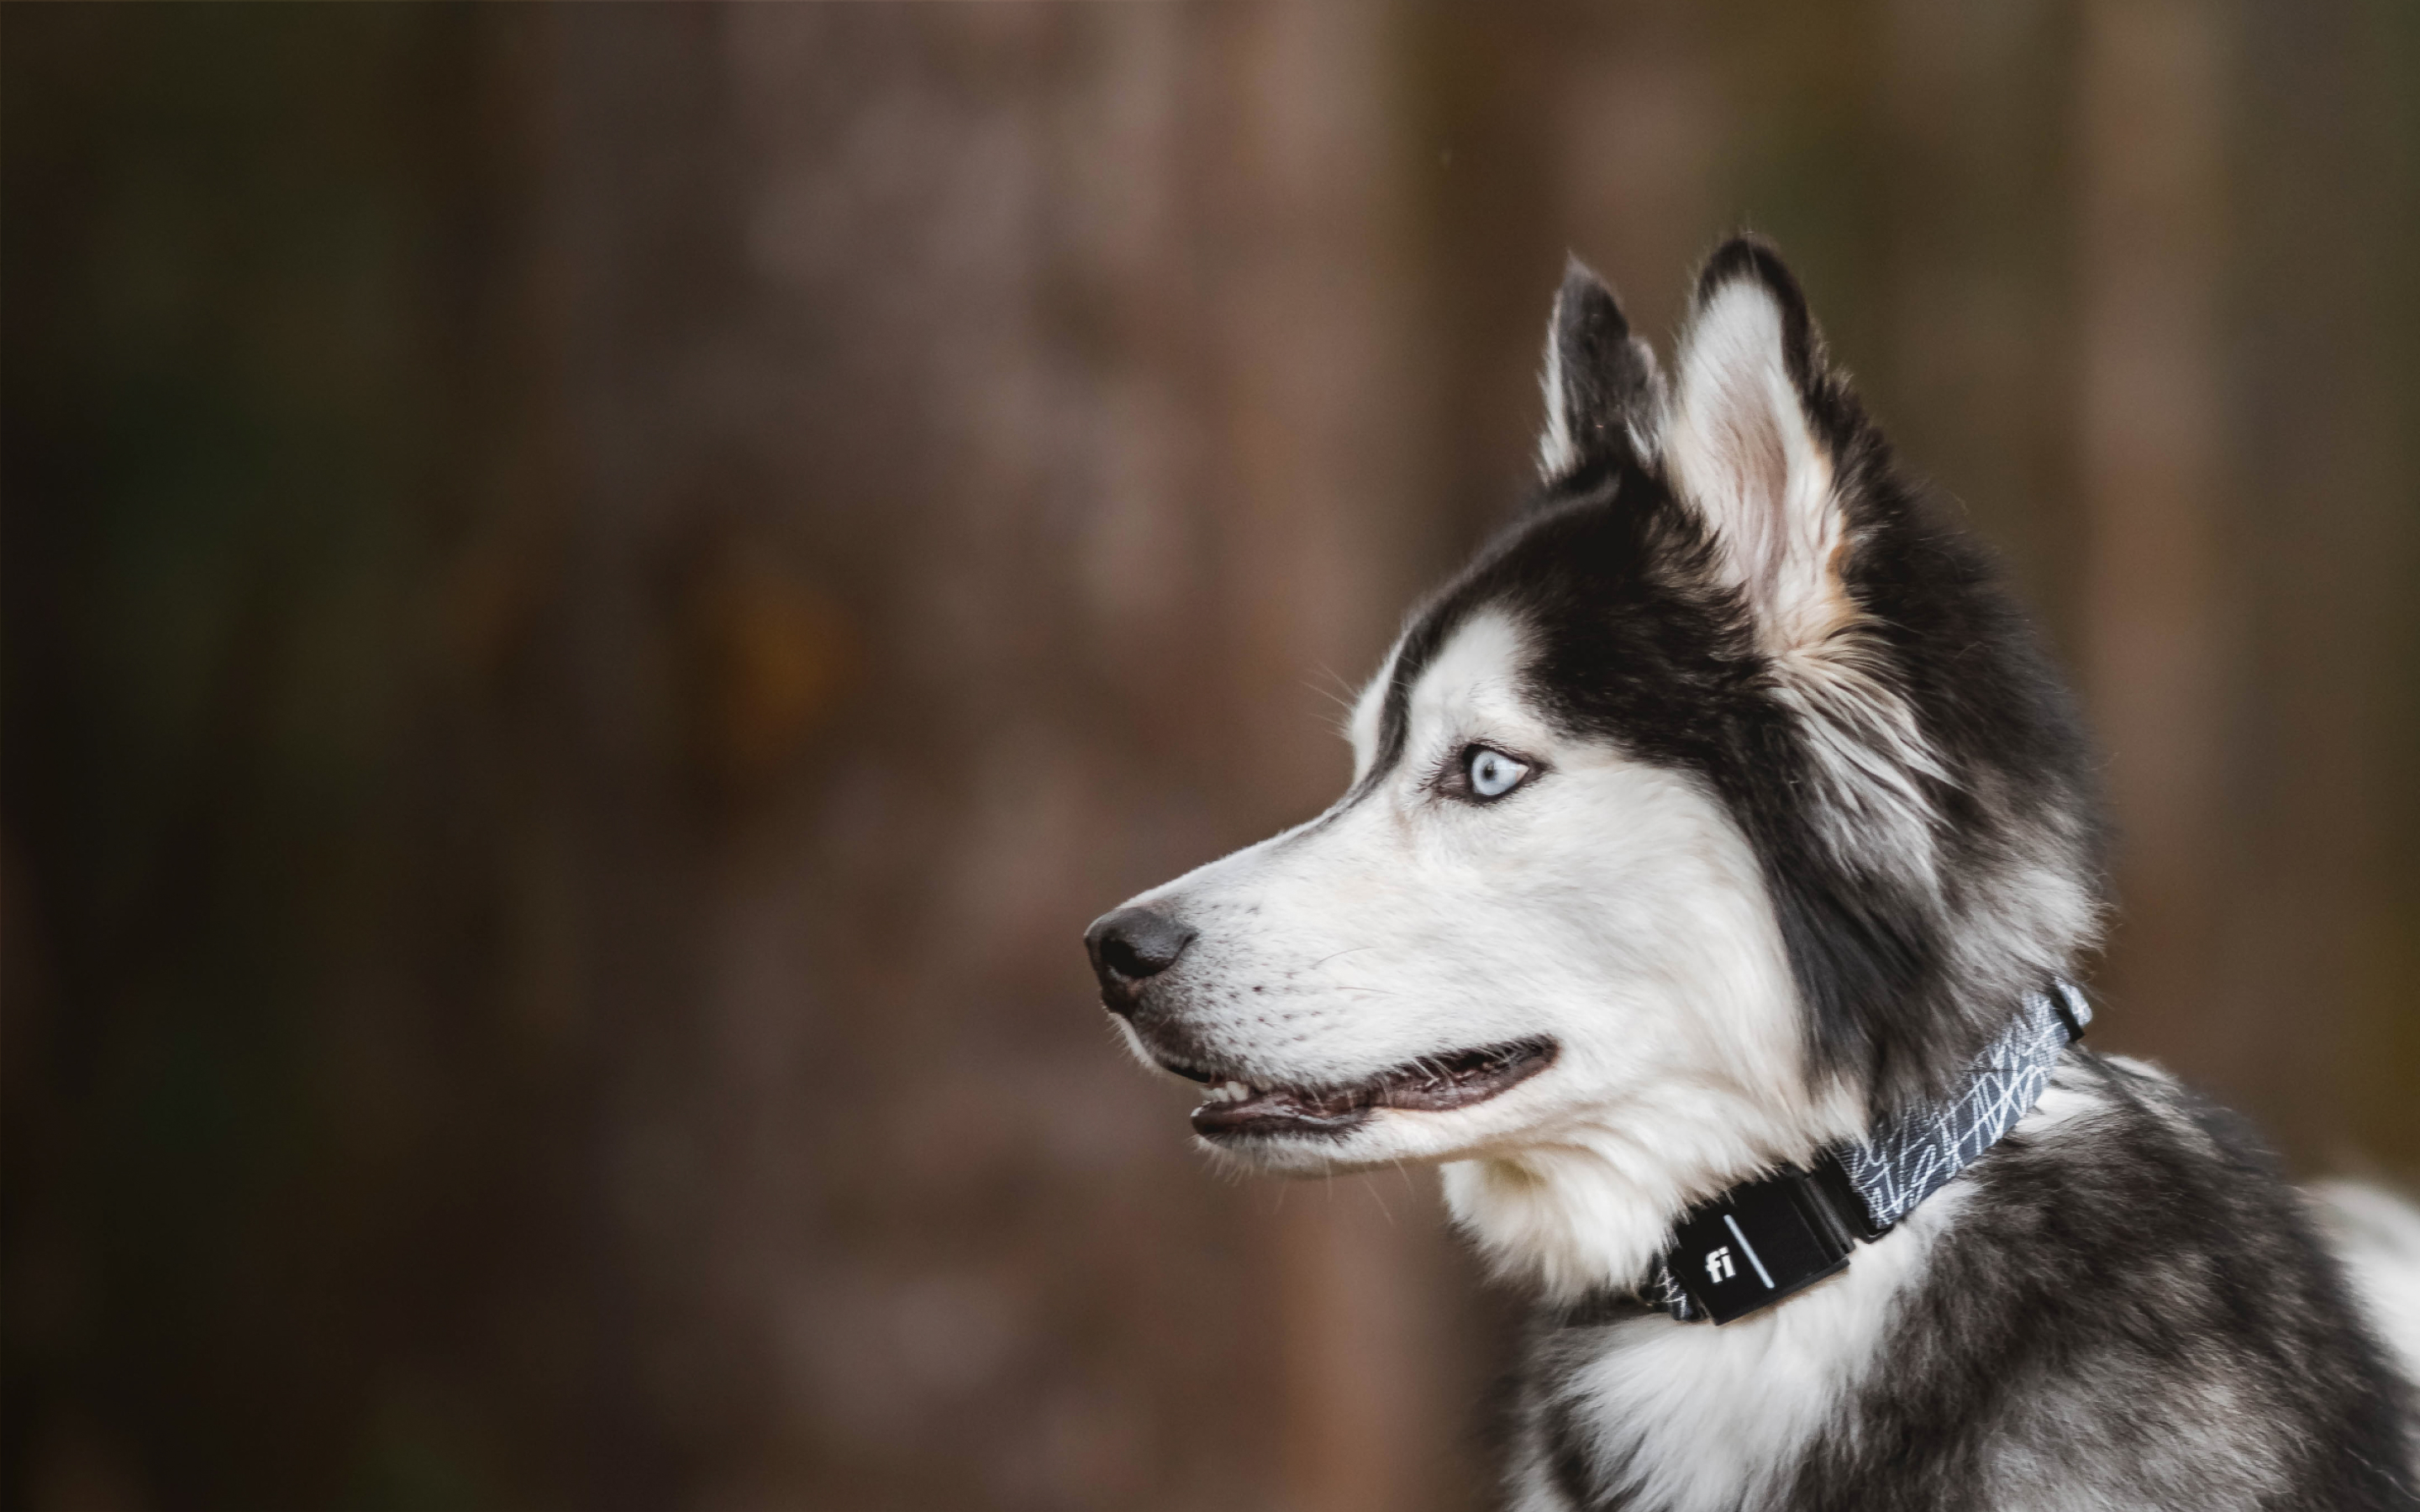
1646;981;2089;1324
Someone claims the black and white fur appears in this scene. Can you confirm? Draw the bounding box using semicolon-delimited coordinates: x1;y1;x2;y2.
1085;238;2420;1509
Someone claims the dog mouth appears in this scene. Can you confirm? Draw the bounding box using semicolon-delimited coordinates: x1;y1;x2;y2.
1160;1038;1558;1139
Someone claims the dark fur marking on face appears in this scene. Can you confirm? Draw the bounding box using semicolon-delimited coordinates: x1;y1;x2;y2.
1357;240;2105;1117
1358;459;1632;801
1365;453;2094;1116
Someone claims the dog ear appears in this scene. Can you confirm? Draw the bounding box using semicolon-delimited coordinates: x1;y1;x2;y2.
1665;238;1853;653
1536;257;1662;482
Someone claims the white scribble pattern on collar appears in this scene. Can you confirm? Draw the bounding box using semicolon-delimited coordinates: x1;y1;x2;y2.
1651;982;2088;1322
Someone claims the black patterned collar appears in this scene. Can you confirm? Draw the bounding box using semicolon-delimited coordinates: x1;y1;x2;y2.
1644;981;2090;1325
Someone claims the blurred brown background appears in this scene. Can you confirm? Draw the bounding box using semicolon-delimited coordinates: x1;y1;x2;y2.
4;4;2417;1509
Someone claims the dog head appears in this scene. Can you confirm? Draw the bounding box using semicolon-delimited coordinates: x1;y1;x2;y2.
1085;239;2105;1295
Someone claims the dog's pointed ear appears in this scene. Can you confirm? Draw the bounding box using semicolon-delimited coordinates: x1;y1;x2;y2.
1665;237;1851;652
1536;256;1662;482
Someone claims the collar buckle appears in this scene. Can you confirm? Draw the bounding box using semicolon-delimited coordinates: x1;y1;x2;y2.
1665;1162;1859;1324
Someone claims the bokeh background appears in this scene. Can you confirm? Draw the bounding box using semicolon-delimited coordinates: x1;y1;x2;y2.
6;3;2418;1509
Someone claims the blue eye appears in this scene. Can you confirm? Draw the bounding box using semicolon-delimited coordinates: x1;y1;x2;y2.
1467;746;1529;800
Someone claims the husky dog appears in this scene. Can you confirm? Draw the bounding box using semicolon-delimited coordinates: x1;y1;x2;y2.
1085;237;2420;1509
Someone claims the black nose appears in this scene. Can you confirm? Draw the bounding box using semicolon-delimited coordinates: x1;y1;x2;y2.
1084;906;1197;1010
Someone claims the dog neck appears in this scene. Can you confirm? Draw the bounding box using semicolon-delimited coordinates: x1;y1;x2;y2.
1644;981;2087;1322
1440;1088;1860;1305
1441;983;2086;1311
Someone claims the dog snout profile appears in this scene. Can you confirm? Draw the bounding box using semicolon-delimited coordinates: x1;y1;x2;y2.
1084;906;1197;1011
